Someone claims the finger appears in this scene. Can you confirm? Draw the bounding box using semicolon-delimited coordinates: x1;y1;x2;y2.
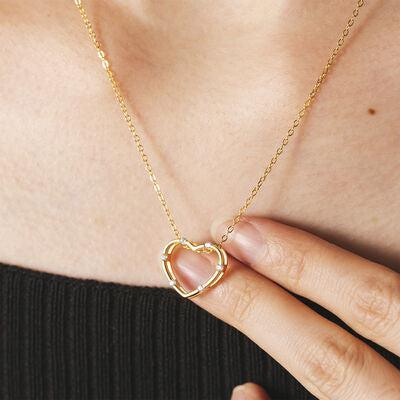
231;383;270;400
173;249;400;400
212;216;400;355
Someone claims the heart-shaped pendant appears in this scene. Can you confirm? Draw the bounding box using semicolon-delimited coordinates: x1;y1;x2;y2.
161;238;228;299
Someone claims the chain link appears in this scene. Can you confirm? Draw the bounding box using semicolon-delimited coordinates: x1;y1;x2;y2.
74;0;365;246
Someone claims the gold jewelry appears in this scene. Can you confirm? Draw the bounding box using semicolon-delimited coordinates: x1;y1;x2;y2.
74;0;365;298
162;239;228;298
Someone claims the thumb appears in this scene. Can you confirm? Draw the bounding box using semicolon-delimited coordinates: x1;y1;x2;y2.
231;383;270;400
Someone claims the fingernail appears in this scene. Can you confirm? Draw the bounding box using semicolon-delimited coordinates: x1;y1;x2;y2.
213;218;265;265
173;247;215;292
231;385;247;400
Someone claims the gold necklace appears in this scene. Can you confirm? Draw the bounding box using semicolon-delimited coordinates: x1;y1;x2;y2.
74;0;365;298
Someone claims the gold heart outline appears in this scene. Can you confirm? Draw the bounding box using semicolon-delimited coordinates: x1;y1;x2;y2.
161;239;228;299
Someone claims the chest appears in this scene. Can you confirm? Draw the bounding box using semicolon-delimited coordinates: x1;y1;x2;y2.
0;2;399;285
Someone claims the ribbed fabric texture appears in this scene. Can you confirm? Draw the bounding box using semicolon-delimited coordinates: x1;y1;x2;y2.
0;263;398;400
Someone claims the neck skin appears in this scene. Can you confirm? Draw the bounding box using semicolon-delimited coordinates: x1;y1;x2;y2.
84;0;368;146
4;0;399;288
91;0;353;75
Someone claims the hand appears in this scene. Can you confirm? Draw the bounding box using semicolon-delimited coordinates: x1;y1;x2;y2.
173;217;400;399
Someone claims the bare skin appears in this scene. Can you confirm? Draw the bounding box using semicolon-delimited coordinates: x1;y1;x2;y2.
0;1;399;285
1;1;399;398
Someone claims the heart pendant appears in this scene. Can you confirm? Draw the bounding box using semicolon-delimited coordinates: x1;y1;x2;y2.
161;238;228;299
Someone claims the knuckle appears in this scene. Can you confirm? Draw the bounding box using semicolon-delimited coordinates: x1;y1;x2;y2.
303;335;366;398
349;275;400;340
224;276;261;327
261;237;307;289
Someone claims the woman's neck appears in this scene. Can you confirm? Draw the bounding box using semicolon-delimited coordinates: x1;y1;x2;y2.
93;0;354;71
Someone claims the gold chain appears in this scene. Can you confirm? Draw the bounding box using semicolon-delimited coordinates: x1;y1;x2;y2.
74;0;365;247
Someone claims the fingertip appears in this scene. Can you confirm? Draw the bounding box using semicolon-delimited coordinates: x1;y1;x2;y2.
231;382;270;400
210;215;273;244
210;216;231;242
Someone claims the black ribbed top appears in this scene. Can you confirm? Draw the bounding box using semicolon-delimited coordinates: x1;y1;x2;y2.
0;263;398;400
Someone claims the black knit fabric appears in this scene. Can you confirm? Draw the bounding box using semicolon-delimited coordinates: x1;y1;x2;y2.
0;263;398;400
